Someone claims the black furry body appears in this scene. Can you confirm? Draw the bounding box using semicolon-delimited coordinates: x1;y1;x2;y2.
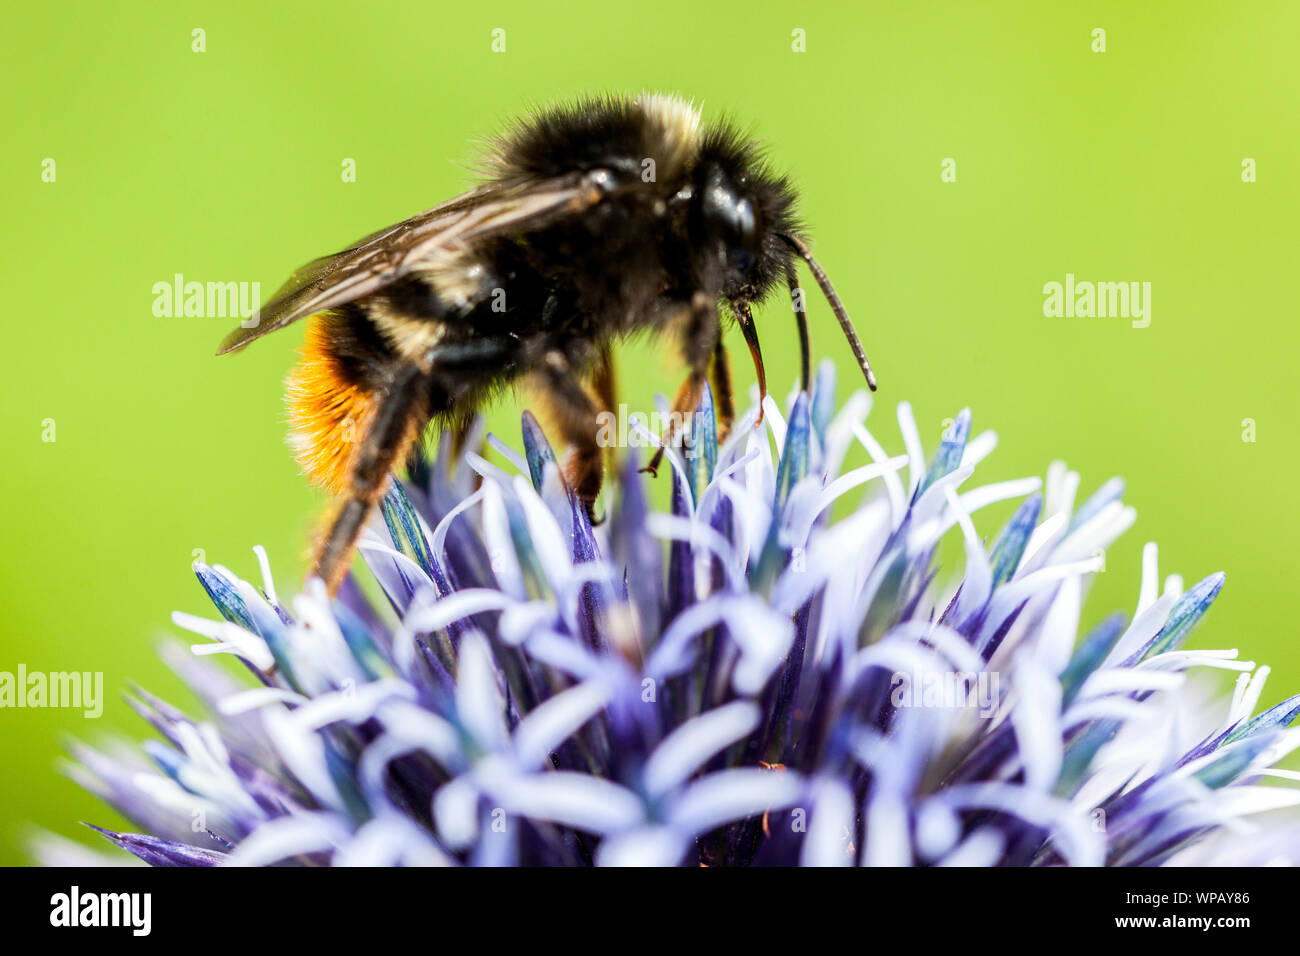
319;97;801;421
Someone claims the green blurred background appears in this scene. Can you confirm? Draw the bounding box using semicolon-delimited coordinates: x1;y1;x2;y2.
2;1;1297;863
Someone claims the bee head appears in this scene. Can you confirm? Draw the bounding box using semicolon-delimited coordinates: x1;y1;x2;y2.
689;123;876;393
687;134;799;306
698;163;760;270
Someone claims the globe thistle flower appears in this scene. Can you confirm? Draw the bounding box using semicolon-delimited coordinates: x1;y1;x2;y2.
55;362;1300;866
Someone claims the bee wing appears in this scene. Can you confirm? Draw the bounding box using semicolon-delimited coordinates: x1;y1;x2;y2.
218;170;611;354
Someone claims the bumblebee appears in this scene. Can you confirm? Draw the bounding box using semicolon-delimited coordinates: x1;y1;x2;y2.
220;92;876;593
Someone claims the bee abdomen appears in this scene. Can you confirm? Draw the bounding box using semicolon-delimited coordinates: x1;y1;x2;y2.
286;309;393;493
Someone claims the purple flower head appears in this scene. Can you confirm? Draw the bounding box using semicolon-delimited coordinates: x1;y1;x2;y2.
51;363;1300;866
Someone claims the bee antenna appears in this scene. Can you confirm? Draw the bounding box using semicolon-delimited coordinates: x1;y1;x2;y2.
779;233;877;391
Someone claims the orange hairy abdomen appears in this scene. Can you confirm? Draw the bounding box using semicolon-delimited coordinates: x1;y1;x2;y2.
285;316;376;494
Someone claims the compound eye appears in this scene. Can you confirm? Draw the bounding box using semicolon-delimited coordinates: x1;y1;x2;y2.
733;198;756;245
702;170;757;247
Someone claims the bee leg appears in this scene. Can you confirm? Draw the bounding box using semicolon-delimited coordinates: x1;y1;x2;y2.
592;344;618;427
443;410;481;487
710;338;735;444
314;364;428;594
643;291;719;477
536;348;606;526
590;346;621;519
